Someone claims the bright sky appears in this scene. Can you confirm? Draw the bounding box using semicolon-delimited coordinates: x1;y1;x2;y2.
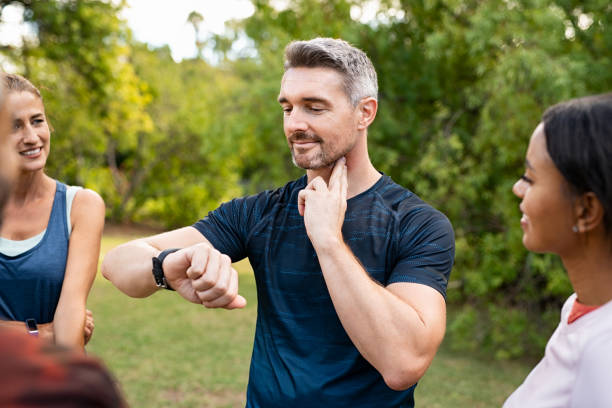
120;0;256;61
0;0;256;62
0;0;387;63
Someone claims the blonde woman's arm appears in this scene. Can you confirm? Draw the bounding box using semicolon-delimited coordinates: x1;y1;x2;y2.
53;189;105;350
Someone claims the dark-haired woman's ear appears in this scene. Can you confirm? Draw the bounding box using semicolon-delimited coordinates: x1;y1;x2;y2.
573;192;604;234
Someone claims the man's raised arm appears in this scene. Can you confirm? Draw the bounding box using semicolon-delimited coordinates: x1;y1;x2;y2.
101;226;246;309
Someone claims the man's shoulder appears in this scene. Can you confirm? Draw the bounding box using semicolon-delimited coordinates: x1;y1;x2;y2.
211;176;306;222
375;176;452;228
240;176;307;209
267;176;307;200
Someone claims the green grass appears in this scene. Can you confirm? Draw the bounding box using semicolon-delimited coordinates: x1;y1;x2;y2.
88;229;534;407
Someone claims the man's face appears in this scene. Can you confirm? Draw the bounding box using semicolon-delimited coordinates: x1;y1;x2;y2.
278;67;359;170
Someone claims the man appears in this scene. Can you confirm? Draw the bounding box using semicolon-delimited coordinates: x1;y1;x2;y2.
102;38;454;407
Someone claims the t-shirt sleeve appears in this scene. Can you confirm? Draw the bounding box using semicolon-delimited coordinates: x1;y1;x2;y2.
571;332;612;408
387;206;455;298
192;193;268;262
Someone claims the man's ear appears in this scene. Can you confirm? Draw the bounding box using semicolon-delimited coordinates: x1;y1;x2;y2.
574;192;605;233
356;97;378;130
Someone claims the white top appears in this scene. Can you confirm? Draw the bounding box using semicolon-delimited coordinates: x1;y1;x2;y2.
0;185;81;256
503;293;612;408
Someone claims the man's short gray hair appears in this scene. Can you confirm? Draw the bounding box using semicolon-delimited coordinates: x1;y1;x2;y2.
284;38;378;106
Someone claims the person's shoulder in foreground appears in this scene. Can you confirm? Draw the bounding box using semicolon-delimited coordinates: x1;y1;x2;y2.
0;327;127;407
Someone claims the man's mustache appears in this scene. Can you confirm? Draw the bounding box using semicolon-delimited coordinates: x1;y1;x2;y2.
289;131;322;144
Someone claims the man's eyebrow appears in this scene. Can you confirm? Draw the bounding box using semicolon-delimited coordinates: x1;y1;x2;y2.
301;97;329;104
277;96;330;104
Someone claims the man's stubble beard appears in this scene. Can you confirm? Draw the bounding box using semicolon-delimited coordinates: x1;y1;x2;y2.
289;133;356;170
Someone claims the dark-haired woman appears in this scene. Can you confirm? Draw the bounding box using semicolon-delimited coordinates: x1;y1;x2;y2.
0;73;104;350
504;93;612;407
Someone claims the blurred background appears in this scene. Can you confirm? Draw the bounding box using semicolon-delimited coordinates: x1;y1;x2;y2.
1;0;610;405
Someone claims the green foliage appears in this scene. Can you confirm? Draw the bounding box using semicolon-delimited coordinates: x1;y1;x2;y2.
221;0;609;358
2;0;610;358
1;0;242;226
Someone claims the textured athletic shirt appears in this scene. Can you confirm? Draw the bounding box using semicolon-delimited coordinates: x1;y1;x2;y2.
193;174;454;408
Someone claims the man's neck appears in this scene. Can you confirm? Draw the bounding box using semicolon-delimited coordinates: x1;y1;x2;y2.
306;154;381;199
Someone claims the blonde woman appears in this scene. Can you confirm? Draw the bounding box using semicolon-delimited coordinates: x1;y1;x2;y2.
0;73;103;350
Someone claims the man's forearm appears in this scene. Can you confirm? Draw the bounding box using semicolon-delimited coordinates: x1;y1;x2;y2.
314;239;442;390
101;240;159;298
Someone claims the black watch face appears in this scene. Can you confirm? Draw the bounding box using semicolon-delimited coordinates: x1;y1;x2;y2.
26;318;37;331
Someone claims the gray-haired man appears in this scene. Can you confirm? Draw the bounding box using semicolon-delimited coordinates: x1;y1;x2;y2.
103;38;454;407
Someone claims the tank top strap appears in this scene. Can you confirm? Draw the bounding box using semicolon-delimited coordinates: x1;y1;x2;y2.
48;180;70;242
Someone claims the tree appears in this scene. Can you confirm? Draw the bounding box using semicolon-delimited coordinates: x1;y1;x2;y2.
217;0;612;358
2;0;610;357
187;10;205;59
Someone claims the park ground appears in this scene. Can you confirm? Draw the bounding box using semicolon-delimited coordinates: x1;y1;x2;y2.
87;225;535;408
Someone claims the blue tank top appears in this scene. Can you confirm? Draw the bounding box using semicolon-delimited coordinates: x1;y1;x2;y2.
0;181;69;323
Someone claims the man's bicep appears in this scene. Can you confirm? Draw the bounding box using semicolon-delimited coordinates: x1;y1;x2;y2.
144;226;210;251
388;282;446;332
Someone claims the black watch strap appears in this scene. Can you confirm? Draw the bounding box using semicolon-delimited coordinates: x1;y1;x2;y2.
25;318;39;337
152;248;180;290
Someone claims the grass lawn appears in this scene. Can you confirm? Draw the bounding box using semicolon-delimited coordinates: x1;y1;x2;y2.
88;228;534;407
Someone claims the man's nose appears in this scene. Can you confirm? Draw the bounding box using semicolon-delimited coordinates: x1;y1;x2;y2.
285;109;308;133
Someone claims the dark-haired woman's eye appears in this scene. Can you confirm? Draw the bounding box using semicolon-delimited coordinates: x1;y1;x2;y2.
520;174;533;184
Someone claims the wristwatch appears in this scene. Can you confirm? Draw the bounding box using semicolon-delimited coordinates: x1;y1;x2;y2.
152;248;180;290
25;318;39;337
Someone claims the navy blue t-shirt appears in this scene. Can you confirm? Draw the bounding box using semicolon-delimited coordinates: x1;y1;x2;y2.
193;174;454;408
